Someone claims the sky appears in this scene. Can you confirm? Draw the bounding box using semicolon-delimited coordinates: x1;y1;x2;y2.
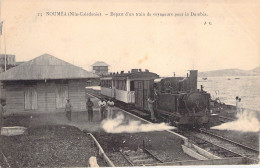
1;0;260;76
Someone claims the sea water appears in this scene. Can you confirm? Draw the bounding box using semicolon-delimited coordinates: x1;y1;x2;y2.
198;76;260;111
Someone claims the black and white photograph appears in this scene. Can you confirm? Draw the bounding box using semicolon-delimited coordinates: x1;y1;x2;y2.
0;0;259;167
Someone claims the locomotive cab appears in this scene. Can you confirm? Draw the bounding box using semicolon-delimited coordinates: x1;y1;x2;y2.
153;70;219;127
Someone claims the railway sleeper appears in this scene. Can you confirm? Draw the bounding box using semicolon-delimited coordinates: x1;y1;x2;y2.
197;141;207;145
132;158;156;164
129;155;150;160
210;148;220;152
217;151;232;156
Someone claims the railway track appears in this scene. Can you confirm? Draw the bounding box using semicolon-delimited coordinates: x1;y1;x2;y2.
200;129;259;157
218;116;235;123
179;129;259;163
86;90;259;164
119;146;163;166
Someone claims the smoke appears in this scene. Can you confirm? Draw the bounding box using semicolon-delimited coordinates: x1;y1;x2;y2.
211;110;260;132
101;113;176;133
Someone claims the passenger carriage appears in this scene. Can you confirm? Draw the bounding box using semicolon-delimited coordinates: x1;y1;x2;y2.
100;69;159;111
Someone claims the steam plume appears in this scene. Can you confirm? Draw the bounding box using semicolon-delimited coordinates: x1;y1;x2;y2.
101;113;175;133
211;110;260;132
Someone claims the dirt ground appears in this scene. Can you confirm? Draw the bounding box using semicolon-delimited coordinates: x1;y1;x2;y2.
0;94;106;167
1;114;107;167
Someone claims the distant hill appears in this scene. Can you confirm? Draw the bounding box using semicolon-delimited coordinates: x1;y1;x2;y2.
199;66;260;77
250;66;260;74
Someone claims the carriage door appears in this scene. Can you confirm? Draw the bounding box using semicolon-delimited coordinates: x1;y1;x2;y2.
135;81;144;109
143;81;149;110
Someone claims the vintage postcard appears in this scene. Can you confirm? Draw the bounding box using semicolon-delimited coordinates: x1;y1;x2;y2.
0;0;259;167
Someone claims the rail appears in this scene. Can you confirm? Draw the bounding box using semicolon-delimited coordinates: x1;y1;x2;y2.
1;151;11;168
218;116;235;123
197;129;259;163
87;133;115;167
180;130;259;164
119;147;163;166
200;128;259;153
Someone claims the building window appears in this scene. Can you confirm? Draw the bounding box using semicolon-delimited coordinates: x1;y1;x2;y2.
25;87;38;110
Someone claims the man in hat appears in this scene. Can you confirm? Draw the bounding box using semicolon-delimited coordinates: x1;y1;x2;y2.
147;97;157;121
98;98;106;121
86;97;94;122
107;98;115;119
235;96;239;113
65;98;72;122
0;102;4;128
237;98;243;114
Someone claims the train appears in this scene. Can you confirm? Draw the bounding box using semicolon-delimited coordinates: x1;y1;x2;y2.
100;69;219;128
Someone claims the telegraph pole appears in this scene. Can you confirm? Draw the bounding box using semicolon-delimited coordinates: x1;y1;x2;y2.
4;21;6;72
0;0;1;62
0;0;6;72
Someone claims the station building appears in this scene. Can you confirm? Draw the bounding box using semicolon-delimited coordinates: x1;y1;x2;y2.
91;61;109;75
0;54;99;114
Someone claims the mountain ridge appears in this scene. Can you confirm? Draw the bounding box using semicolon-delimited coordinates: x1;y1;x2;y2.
198;66;260;77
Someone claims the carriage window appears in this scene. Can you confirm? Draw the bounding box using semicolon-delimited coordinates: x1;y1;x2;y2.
116;81;119;89
122;80;126;90
118;81;122;90
116;80;126;90
130;81;134;91
109;80;112;88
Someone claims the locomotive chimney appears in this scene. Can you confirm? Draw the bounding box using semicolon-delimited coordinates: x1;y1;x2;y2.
189;70;198;91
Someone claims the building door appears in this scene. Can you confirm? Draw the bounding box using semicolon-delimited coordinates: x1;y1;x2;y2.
135;81;144;109
56;85;69;108
25;87;38;110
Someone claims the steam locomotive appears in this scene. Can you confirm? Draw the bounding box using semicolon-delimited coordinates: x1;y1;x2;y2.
100;69;219;127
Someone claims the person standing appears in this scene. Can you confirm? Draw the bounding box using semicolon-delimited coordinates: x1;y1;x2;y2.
86;97;94;122
235;96;239;113
238;98;243;114
98;98;106;121
107;98;114;119
147;97;157;121
0;102;3;128
65;98;72;122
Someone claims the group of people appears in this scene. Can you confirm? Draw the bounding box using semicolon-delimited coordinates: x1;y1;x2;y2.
98;98;115;121
236;96;243;113
64;97;115;122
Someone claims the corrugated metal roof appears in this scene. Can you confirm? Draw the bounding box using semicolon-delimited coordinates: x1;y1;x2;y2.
0;54;99;81
92;61;109;67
